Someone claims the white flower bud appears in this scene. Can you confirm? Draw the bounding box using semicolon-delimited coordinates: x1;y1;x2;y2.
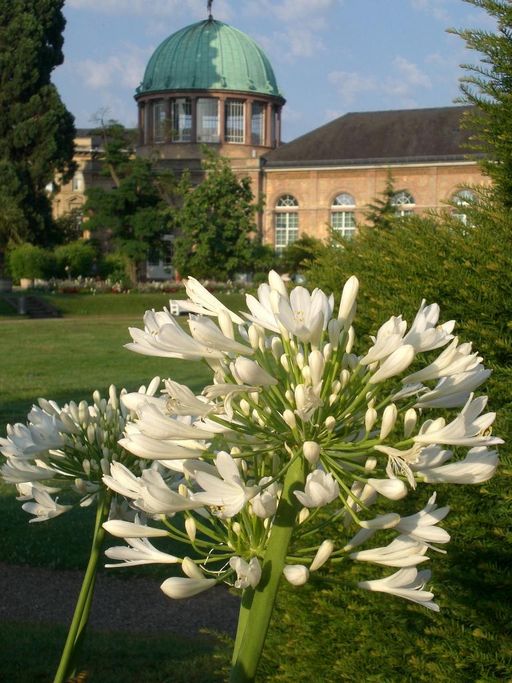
82;459;91;476
280;354;290;372
248;324;261;350
269;270;288;297
340;369;350;389
298;508;310;524
325;416;336;432
301;366;312;383
240;399;251;416
323;342;333;361
178;483;189;498
345;326;355;354
367;478;408;500
234;358;277;387
232;522;242;535
182;556;204;579
160;576;216;599
100;457;110;475
338;275;359;329
303;441;321;464
308;350;325;386
328;319;341;349
185;516;196;542
365;456;377;471
219;309;235;339
365;407;378;432
404;408;417;438
285;389;294;405
380;404;398;440
79;400;89;424
283;564;310;586
108;385;119;409
296;353;305;369
310;540;334;571
86;424;96;444
283;409;297;429
271;337;284;360
369;345;415;384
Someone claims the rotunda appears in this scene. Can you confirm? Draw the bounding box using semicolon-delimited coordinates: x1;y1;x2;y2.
135;15;285;163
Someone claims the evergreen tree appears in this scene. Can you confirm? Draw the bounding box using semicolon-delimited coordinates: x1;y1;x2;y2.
173;150;261;280
84;121;181;283
449;0;512;207
364;170;407;229
0;0;76;251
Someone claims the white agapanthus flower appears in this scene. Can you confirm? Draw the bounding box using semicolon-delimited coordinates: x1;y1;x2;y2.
0;383;159;516
99;271;500;616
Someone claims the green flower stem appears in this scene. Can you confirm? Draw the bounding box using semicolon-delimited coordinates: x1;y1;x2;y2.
53;491;111;683
229;454;306;683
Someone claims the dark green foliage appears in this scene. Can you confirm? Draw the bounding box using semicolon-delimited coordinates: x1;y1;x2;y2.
173;150;261;280
7;242;54;280
364;170;408;230
54;240;96;278
449;0;512;208
84;122;179;283
279;234;323;276
54;208;86;244
0;0;76;249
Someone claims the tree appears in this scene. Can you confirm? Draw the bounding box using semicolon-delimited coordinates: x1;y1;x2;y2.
172;150;261;280
0;0;76;251
364;170;408;229
279;234;323;277
84;121;181;283
449;0;512;208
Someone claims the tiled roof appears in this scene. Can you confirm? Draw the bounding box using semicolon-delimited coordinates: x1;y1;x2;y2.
265;106;478;167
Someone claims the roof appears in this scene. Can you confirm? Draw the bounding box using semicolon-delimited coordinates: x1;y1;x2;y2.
264;106;477;168
137;19;283;99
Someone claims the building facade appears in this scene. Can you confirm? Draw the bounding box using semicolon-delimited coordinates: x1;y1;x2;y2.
55;15;488;274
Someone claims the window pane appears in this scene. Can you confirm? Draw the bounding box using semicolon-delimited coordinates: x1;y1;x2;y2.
331;211;356;237
332;193;355;207
275;211;298;253
197;98;219;143
225;100;245;143
252;102;265;145
171;98;192;142
153;101;166;142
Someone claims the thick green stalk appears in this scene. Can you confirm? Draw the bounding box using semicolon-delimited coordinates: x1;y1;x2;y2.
53;491;111;683
229;455;306;683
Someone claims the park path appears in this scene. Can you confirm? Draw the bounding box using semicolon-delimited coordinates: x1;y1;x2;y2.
1;562;239;637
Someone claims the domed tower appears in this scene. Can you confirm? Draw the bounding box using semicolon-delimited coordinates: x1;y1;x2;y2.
135;13;285;180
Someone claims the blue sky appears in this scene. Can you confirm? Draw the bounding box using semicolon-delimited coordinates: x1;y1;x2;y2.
55;0;492;142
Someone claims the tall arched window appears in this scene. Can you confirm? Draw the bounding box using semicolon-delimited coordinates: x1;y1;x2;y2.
331;192;356;238
275;195;299;253
391;191;415;217
71;171;84;192
451;189;475;225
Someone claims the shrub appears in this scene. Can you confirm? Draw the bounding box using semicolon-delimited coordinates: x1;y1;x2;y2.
7;243;54;281
53;241;96;278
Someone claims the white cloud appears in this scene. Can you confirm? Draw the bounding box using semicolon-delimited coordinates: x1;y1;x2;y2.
79;45;152;91
409;0;450;22
328;71;377;105
328;57;432;109
68;0;232;20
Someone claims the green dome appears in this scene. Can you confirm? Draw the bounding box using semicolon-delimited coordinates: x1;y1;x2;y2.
137;19;282;98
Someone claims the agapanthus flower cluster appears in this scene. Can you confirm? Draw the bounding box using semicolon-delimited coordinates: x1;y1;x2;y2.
102;272;501;611
0;381;159;521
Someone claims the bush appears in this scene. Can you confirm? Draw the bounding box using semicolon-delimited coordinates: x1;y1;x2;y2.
53;241;96;278
7;243;54;281
97;252;128;282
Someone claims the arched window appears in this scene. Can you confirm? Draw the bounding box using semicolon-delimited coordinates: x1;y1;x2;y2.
275;195;299;253
331;192;356;238
391;190;415;217
452;189;475;225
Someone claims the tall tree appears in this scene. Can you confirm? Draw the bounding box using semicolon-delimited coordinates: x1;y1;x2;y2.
173;150;261;280
0;0;76;251
449;0;512;207
84;120;181;283
364;171;408;230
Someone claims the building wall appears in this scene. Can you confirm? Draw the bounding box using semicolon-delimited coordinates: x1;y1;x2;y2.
262;161;489;245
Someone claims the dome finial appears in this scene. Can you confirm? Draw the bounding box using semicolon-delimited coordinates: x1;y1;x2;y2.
207;0;213;21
